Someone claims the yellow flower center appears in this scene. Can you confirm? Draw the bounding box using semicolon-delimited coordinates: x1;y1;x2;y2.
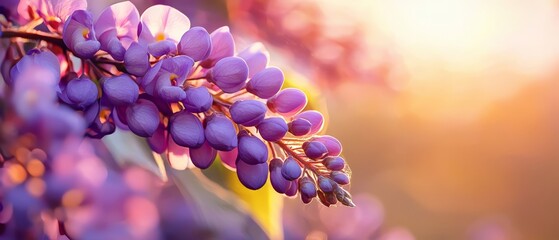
155;32;166;42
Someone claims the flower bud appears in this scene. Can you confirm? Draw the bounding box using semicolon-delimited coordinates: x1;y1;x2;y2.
303;141;328;159
285;180;298;197
246;67;284;99
66;76;98;109
124;42;150;76
102;74;139;106
256;117;288;142
169;111;205;148
230;100;267;126
288;118;311;136
178;26;211;61
299;176;317;200
237;133;268;165
209;56;248;93
323;156;345;171
201;26;234;68
148;123;167;154
204;114;237;151
237;42;269;78
269;158;291;194
236;160;268;190
182;86;213;113
125;99;160;137
190;141;217;169
312;135;342;156
62;10;100;59
281;156;302;181
94;1;140;61
294;110;324;135
317;176;335;193
330;171;350;185
267;88;307;117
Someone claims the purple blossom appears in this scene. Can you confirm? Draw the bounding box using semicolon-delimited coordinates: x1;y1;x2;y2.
237;42;269;78
246;67;284;99
62;10;100;59
208;56;248;93
138;5;190;57
178;26;212;61
200;26;235;68
94;1;140;61
125;99;160;137
267;88;307;117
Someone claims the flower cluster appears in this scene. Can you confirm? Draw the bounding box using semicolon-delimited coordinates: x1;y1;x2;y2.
0;0;354;207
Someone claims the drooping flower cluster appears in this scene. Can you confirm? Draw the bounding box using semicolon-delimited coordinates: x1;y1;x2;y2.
0;0;353;208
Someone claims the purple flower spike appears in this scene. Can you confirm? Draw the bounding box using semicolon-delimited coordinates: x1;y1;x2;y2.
139;5;189;56
201;26;235;68
230;100;267;126
281;156;302;181
178;26;211;61
125;99;160;137
169;111;205;148
66;75;98;109
269;158;291;194
288;118;312;136
63;10;100;59
95;1;140;61
237;133;268;165
267;88;307;117
124;42;150;76
246;67;284;99
182;86;212;113
102;75;139;106
209;56;248;93
323;156;345;171
294;110;324;135
256;117;288;142
238;42;269;78
312;135;342;156
190;141;217;169
236;160;268;190
204;114;238;151
330;171;350;185
303;141;329;159
299;176;317;201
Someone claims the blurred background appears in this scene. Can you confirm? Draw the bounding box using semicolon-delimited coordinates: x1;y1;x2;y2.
89;0;559;239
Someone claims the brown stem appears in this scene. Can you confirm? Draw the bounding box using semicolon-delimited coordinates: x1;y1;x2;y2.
1;29;65;48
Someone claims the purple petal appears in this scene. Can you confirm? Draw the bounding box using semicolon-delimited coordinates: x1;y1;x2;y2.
139;4;190;44
94;1;139;53
125;99;160;137
237;133;268;165
66;75;98;109
294;110;324;135
102;74;139;106
237;42;269;78
218;148;237;170
288;118;312;136
256;117;288;142
169;111;205;148
246;67;284;99
204;114;238;151
62;10;100;58
209;56;248;93
229;100;267;127
182;86;212;113
267;88;307;117
147;40;176;57
124;42;150;76
200;26;234;68
52;0;87;23
236;160;268;190
281;156;302;181
190;140;217;169
312;135;342;156
269;158;291;193
148;123;167;154
155;73;186;102
178;26;211;61
303;141;328;159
